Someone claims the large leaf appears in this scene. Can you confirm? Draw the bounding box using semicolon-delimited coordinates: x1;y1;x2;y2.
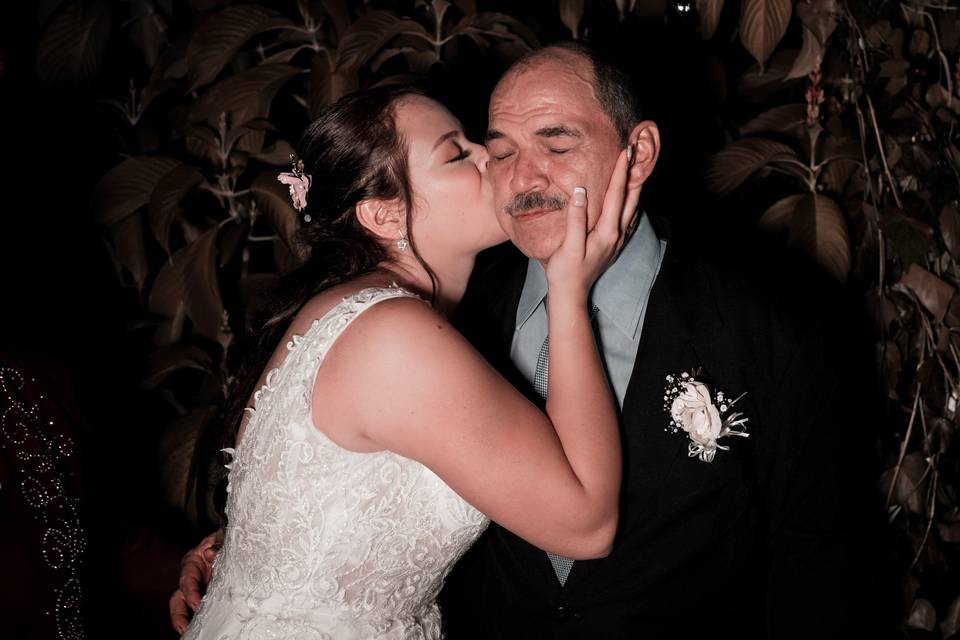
451;0;477;14
821;158;860;193
187;64;300;154
149;32;189;85
740;104;805;137
106;210;148;289
878;452;928;516
940;205;960;259
559;0;585;39
251;139;297;167
36;0;113;85
758;194;804;231
785;26;823;80
819;137;862;165
370;46;426;73
318;0;351;43
942;594;960;640
149;165;204;254
157;405;218;523
796;0;839;45
150;228;226;341
878;59;910;95
219;219;249;268
738;49;802;101
706;139;801;195
94;156;182;226
309;51;358;116
788;193;850;281
129;0;167;68
143;344;214;388
150;257;184;319
185;124;220;165
449;12;538;48
335;11;429;72
906;599;937;632
899;263;955;322
696;0;726;40
739;0;792;69
880;208;934;267
179;227;227;342
186;5;291;92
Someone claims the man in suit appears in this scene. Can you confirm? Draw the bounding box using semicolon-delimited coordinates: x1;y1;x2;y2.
172;42;892;638
438;42;890;638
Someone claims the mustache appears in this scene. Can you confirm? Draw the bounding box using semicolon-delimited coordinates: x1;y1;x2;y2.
504;191;566;217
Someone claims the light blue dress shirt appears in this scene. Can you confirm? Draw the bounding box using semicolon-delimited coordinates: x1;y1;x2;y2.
510;211;667;407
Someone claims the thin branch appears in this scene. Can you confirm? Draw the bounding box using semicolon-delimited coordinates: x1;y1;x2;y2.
910;466;939;571
886;380;924;507
865;92;904;209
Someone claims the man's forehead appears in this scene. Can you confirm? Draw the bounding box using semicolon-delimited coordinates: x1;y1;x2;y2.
488;67;604;133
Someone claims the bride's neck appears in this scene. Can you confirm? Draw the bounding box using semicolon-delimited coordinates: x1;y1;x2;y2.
382;252;476;318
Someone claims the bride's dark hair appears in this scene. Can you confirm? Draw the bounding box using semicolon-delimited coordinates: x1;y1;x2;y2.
197;84;432;522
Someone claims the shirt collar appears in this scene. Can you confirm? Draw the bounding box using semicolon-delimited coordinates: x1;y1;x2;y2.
514;210;663;339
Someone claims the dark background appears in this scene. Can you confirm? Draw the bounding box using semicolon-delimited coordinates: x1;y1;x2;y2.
0;1;899;638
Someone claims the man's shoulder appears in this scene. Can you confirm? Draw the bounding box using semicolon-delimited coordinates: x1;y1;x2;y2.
662;228;832;331
660;228;867;390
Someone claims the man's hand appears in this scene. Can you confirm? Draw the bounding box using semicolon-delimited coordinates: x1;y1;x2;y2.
169;529;224;635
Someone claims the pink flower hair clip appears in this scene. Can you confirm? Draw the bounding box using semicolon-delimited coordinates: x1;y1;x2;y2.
277;154;313;221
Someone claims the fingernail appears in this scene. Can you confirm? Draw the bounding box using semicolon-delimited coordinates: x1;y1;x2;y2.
573;187;586;206
626;144;634;163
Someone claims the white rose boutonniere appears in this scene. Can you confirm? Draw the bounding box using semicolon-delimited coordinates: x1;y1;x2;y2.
663;370;749;463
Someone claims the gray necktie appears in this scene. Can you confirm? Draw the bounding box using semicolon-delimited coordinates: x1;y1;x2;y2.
533;304;599;586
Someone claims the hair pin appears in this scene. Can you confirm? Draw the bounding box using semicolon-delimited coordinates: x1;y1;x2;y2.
277;153;312;214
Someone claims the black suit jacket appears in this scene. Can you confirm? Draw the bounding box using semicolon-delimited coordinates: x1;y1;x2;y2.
440;215;894;639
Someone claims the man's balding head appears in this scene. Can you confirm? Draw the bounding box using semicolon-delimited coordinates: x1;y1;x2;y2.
495;43;643;146
485;43;659;261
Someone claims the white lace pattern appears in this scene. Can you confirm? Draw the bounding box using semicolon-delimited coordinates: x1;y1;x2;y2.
183;286;489;639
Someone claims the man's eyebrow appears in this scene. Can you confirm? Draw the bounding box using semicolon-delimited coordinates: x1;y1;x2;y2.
432;130;459;150
484;129;505;142
535;125;581;138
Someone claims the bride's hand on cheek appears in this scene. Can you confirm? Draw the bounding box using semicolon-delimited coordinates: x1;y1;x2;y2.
545;145;641;301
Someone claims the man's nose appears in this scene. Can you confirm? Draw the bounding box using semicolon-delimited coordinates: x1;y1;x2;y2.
509;152;549;194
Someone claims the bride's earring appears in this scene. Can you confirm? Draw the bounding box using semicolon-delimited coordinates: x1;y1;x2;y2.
397;230;409;251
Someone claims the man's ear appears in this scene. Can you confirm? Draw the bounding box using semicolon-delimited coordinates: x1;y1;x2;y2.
627;121;660;188
355;199;405;243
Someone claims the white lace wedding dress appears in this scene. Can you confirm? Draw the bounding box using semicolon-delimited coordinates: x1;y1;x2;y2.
183;286;490;640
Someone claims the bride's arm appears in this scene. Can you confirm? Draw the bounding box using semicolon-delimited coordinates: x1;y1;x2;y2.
317;149;639;560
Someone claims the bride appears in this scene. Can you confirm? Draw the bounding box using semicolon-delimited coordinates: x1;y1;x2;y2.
178;84;640;638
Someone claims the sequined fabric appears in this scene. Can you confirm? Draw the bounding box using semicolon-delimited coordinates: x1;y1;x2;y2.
183;286;489;639
0;364;86;639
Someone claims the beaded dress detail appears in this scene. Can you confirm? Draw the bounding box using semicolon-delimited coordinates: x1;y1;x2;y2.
183;286;489;639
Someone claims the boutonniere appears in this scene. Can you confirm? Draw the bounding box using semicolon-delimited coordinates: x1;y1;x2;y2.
663;370;749;463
